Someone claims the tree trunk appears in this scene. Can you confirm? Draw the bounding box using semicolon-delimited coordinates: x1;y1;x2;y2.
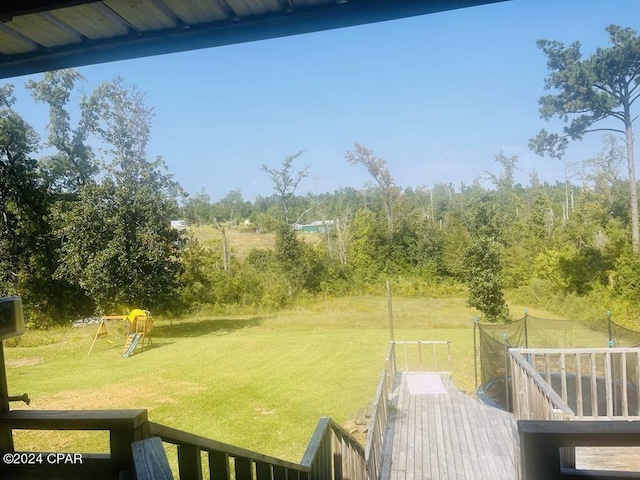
626;123;639;252
334;215;349;266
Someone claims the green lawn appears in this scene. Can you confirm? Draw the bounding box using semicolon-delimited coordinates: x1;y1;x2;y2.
3;296;554;463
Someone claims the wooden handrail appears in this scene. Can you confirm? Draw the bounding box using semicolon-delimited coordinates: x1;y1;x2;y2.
512;347;640;354
391;340;451;373
301;417;366;480
510;350;574;421
364;342;396;480
511;347;640;420
0;409;149;480
149;422;306;472
150;417;365;480
0;409;148;430
0;409;367;480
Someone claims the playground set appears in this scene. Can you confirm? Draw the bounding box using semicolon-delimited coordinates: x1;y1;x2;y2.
87;309;153;357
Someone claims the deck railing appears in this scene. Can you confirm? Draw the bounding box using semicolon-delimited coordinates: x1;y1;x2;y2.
148;416;365;480
511;348;640;479
391;340;451;373
510;347;640;420
364;343;394;480
0;409;150;479
510;350;575;421
0;409;366;480
300;417;366;480
149;421;308;479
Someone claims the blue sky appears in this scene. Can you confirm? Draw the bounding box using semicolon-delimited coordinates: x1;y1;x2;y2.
8;0;640;202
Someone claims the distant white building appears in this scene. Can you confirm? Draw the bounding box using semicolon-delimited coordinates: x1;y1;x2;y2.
170;220;188;231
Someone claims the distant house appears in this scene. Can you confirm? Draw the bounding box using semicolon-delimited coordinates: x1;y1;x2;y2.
170;220;188;231
295;220;334;233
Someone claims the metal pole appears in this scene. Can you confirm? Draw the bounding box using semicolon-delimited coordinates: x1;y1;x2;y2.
524;308;529;349
607;310;613;347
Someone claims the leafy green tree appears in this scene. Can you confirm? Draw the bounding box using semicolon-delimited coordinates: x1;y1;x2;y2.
462;193;510;322
348;208;387;282
212;189;251;225
532;25;640;250
274;223;325;298
465;237;510;322
183;189;212;224
0;85;41;292
55;77;184;313
26;69;97;193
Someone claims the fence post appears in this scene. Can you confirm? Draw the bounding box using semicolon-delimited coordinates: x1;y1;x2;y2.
523;308;529;349
386;280;395;342
473;317;479;390
504;333;510;412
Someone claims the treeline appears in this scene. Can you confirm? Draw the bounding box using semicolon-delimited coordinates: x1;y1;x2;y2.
179;142;640;325
1;72;639;326
2;23;640;326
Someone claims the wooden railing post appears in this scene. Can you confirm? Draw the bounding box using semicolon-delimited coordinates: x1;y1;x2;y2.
178;444;202;479
109;411;150;479
272;465;287;480
209;451;230;480
235;457;253;480
256;461;272;480
0;343;13;453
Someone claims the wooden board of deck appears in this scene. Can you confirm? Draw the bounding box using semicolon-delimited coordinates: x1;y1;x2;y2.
381;372;516;480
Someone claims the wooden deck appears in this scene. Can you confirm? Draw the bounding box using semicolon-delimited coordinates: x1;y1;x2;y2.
381;372;516;480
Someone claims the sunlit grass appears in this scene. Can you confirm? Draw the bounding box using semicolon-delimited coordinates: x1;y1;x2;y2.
187;224;326;259
4;295;555;464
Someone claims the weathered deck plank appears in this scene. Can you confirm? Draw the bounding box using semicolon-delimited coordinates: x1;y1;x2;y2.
383;373;515;480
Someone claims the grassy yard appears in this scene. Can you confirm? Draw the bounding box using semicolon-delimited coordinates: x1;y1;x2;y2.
3;295;556;465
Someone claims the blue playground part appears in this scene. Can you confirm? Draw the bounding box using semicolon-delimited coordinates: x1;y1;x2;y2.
122;333;142;357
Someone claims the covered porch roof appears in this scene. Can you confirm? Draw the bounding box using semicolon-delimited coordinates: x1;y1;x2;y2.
0;0;508;80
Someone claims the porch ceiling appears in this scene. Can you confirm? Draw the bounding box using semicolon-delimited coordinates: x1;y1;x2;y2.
0;0;508;79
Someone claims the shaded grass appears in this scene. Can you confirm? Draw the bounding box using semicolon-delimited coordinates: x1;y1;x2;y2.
4;295;553;464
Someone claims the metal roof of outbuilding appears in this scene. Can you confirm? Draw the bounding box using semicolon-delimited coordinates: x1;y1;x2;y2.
0;0;508;79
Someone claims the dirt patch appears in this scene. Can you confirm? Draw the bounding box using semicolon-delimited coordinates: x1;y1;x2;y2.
254;407;275;415
6;357;43;368
13;379;206;411
10;379;207;453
